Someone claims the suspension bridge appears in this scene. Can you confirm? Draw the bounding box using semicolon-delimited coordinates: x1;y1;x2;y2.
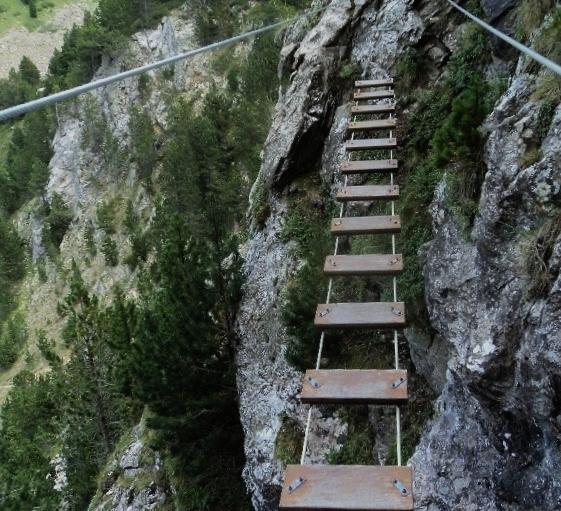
0;0;560;509
279;77;413;510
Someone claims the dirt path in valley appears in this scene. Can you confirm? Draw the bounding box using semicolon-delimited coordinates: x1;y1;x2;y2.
0;1;96;78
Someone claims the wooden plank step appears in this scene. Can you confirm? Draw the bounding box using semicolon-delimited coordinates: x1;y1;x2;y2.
324;254;403;276
331;216;401;235
301;369;408;405
355;78;394;88
347;119;397;132
346;138;397;152
280;464;413;510
341;159;398;174
354;90;395;100
314;302;406;329
336;185;399;202
352;104;396;115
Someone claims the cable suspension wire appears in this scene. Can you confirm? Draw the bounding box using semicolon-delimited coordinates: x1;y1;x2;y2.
0;4;329;122
446;0;561;77
389;116;402;467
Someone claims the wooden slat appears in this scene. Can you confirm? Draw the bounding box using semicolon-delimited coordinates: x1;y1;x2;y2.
280;464;413;510
300;369;408;404
355;78;394;88
331;216;401;235
346;138;397;151
354;90;395;100
324;254;403;276
347;119;397;132
314;302;405;329
336;185;399;202
341;159;398;174
351;104;396;115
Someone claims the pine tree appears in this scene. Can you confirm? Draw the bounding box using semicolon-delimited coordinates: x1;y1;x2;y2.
29;0;37;18
19;56;40;87
57;262;131;508
129;105;157;179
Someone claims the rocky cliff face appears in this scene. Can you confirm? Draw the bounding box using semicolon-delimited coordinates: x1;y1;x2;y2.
411;76;561;510
237;0;561;510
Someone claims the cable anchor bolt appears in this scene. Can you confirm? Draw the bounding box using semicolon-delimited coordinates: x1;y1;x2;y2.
288;477;305;494
307;376;321;389
392;377;406;389
393;479;410;497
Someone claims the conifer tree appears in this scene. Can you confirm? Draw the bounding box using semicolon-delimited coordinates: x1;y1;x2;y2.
57;262;131;508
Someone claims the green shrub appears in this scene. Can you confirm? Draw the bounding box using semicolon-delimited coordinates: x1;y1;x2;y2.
84;221;97;256
398;26;495;316
282;261;326;370
536;99;556;140
518;148;543;169
523;213;561;298
123;202;150;269
339;62;361;81
0;214;26;283
327;408;374;465
280;186;333;370
29;0;37;18
275;413;303;466
101;236;119;266
81;95;107;150
532;6;561;64
396;48;425;90
96;200;118;235
42;193;73;250
137;73;151;102
129;105;157;180
0;313;27;370
0;107;54;213
250;176;271;228
36;329;61;367
516;0;555;40
534;71;561;103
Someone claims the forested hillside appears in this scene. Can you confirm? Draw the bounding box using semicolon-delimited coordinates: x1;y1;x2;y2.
0;0;308;509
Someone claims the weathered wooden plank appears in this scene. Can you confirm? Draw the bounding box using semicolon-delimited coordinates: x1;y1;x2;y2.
324;254;403;276
280;464;414;510
352;104;396;115
331;216;401;235
300;369;408;404
314;302;406;329
346;138;397;151
355;78;394;88
347;119;397;132
354;90;395;100
341;159;398;174
336;185;399;202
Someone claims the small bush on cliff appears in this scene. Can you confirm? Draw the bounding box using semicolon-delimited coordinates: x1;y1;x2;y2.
327;407;375;465
275;413;303;466
516;0;556;40
529;7;561;102
42;193;73;252
280;184;332;370
523;212;561;299
399;25;497;313
129;105;157;180
0;313;27;370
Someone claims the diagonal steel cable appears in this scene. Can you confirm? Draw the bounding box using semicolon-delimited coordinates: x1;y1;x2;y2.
0;5;329;122
446;0;561;77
